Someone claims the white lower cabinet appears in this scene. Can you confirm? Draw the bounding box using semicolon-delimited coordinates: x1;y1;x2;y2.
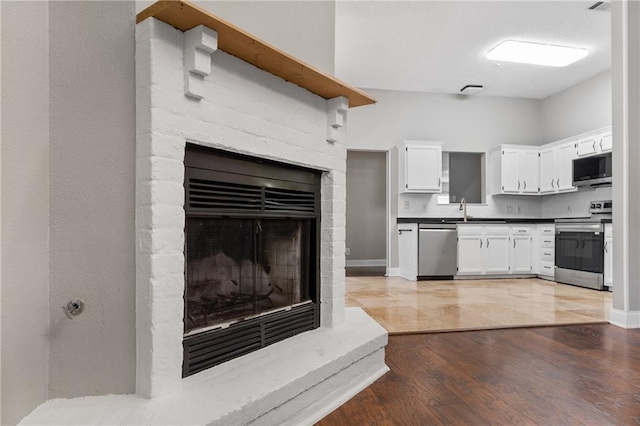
457;227;485;274
457;225;533;276
604;223;613;289
485;232;510;274
398;223;418;281
511;234;533;273
537;225;555;279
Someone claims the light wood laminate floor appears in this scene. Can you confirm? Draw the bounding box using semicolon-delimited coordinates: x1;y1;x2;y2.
346;277;612;334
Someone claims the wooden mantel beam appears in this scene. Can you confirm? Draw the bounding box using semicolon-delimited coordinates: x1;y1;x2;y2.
137;0;376;108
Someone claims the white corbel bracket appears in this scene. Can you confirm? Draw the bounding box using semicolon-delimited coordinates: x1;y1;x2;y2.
327;97;348;144
184;25;218;100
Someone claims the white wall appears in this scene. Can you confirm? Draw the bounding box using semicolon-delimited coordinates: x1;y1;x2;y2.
348;89;543;152
346;151;386;263
1;2;50;424
47;1;137;399
542;70;612;143
136;0;336;74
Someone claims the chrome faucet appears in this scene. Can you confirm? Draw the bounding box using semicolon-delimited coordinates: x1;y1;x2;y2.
459;198;468;222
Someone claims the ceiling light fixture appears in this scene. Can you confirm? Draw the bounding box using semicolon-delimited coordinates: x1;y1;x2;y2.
486;40;589;67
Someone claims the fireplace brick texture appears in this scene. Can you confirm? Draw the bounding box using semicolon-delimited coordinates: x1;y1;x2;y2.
136;18;349;398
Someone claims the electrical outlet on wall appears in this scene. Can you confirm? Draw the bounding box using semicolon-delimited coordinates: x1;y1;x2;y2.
404;200;410;210
345;248;350;256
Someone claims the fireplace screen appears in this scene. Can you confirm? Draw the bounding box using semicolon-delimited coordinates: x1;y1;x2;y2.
182;145;320;376
185;217;311;334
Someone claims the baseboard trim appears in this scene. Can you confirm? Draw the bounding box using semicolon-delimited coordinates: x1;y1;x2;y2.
386;267;400;277
609;308;640;328
346;259;386;267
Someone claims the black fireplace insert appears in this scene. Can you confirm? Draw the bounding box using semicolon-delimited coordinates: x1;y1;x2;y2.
182;144;321;377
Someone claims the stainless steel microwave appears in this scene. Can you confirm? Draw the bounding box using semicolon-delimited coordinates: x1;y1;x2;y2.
573;152;612;187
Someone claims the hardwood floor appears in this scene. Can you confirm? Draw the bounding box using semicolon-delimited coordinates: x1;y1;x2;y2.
317;324;640;425
346;276;612;333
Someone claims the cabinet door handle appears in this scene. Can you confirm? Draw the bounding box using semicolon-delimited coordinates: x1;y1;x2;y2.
551;179;555;188
518;181;521;190
524;181;527;190
604;241;608;253
557;178;560;188
513;239;516;248
399;229;413;235
480;239;483;248
576;240;580;248
593;141;596;151
439;178;441;186
487;239;490;248
600;141;603;150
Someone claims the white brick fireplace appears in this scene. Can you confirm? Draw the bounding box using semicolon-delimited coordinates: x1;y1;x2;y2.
20;6;387;426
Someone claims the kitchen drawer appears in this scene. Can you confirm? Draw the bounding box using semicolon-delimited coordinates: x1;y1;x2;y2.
539;226;555;235
540;261;555;276
540;237;555;248
457;225;483;236
510;226;532;236
484;225;510;235
541;249;555;262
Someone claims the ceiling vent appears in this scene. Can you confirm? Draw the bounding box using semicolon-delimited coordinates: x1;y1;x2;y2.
460;85;483;96
588;1;611;11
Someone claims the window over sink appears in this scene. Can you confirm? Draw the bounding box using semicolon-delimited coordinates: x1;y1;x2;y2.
440;152;485;204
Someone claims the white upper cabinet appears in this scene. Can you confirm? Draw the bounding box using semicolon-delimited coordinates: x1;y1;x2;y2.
539;147;557;193
501;149;520;193
539;142;577;194
488;126;610;198
490;147;539;195
399;141;443;193
598;130;612;152
519;150;540;194
576;135;598;157
557;142;577;191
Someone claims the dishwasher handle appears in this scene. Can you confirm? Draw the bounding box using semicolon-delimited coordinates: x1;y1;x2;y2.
398;229;413;235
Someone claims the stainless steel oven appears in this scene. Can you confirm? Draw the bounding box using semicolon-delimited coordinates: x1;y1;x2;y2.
555;221;605;290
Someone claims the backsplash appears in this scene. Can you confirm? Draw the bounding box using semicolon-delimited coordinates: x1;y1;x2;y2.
398;193;542;218
399;186;612;219
541;186;612;218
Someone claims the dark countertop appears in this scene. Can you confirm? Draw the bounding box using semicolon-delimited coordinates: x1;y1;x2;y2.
397;217;612;224
397;217;558;224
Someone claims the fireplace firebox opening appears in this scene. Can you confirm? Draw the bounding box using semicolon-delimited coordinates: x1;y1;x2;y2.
182;144;321;377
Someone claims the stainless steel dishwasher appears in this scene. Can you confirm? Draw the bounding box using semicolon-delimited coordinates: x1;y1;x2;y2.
418;223;458;278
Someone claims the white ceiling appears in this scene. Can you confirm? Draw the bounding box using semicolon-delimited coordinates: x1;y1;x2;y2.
335;1;611;99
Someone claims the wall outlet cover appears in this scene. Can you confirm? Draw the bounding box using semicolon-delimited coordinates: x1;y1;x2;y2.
404;200;410;210
345;248;350;256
